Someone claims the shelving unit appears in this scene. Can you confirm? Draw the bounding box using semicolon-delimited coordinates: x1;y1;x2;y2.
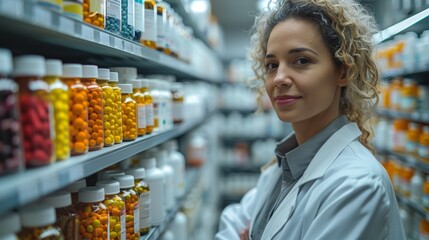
377;108;429;123
376;147;429;174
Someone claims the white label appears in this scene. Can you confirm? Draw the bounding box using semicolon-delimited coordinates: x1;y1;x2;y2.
156;15;165;48
146;103;154;126
173;102;184;122
107;0;121;19
120;210;126;240
135;1;143;31
134;204;140;234
143;9;156;41
124;41;132;52
138;104;146;128
100;32;109;45
128;0;134;26
114;37;123;49
90;0;103;13
82;25;94;41
139;191;151;229
33;7;52;27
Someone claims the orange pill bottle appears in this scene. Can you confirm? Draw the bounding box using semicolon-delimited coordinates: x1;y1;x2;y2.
62;64;89;156
83;0;106;29
141;79;154;134
18;204;63;239
114;175;140;240
108;72;123;144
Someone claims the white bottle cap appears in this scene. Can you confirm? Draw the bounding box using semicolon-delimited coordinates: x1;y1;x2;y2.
78;186;105;203
147;79;158;89
64;179;87;193
0;212;20;236
109;72;119;82
125;168;146;180
114;175;135;189
42;191;72;208
45;59;63;77
82;65;99;78
96;180;121;195
140;79;149;88
118;83;133;94
110;67;137;81
101;170;125;180
127;79;141;89
98;68;110;81
145;74;176;82
19;204;56;227
63;64;83;78
0;48;13;75
141;157;156;169
13;55;46;77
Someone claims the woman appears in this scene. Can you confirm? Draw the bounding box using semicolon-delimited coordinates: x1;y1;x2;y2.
216;0;405;239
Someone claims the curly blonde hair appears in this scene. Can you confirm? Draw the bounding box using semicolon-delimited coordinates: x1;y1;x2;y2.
249;0;380;152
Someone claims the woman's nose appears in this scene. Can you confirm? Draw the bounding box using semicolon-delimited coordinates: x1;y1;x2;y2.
273;65;292;87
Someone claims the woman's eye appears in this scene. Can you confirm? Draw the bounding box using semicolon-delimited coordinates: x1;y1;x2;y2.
295;58;310;65
265;63;278;70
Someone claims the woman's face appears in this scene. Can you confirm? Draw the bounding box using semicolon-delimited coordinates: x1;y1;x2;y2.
264;18;345;125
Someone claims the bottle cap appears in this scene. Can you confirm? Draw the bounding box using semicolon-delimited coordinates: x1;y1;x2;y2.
98;68;110;81
140;157;156;169
0;212;20;235
78;186;105;203
125;168;146;180
128;79;141;89
45;59;63;77
110;67;137;81
0;48;13;75
114;175;135;189
96;180;120;195
147;79;159;89
19;204;56;227
83;65;99;78
140;79;149;88
101;170;125;180
64;179;87;193
109;72;119;82
13;55;46;77
118;84;133;94
42;191;72;208
63;64;83;78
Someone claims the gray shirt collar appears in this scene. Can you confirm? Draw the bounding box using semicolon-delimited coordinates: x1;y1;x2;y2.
275;115;349;180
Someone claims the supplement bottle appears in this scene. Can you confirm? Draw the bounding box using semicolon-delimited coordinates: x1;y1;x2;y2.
129;80;146;136
133;0;144;42
401;166;414;197
141;0;157;49
389;78;403;111
109;67;137;82
411;171;424;204
83;0;105;29
42;191;78;240
148;80;161;132
392;119;408;152
154;148;174;210
64;178;87;206
62;64;89;156
77;186;109;239
118;83;137;141
406;122;421;154
63;0;83;21
141;79;154;134
0;48;22;176
423;176;429;210
171;82;184;125
82;65;104;151
108;72;123;144
419;126;429;159
164;140;185;198
96;180;126;240
0;212;21;240
105;0;121;35
114;175;140;239
101;169;125;181
125;168;151;235
45;59;71;161
400;79;419;112
121;0;135;40
18;204;63;239
155;0;166;52
160;81;173;130
97;68;115;147
169;211;187;240
14;55;55;168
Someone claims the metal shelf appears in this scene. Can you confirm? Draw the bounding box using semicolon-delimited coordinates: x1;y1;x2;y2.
376;108;429;124
0;114;209;214
219;164;262;175
376;147;429;174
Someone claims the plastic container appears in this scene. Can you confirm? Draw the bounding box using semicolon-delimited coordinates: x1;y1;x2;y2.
141;79;154;134
154;148;174;210
45;59;71;161
82;65;104;151
121;0;135;40
148;80;161;131
42;191;78;240
109;67;137;82
36;0;63;13
77;186;109;239
83;0;105;29
0;49;22;176
400;166;414;197
125;168;151;235
160;82;173;130
164;140;185;198
109;72;123;144
133;0;144;42
14;55;55;168
186;133;207;167
0;212;21;240
96;180;126;240
118;84;137;141
128;80;146;136
419;126;429;159
171;82;184;125
406;122;421;154
114;175;140;239
97;68;114;146
18;204;63;239
105;0;121;34
155;0;166;52
399;79;419;112
141;0;157;49
169;212;187;240
411;171;424;204
63;0;83;21
392;119;408;152
64;179;87;206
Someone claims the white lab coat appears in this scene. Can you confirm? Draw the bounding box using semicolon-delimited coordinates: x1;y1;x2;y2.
216;123;405;240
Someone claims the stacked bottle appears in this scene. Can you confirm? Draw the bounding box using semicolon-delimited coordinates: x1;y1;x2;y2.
129;80;146;136
118;83;137;141
142;0;157;49
97;68;114;147
141;79;154;134
18;204;63;239
121;0;135;40
108;72;123;144
77;186;109;239
114;175;140;239
83;0;106;29
155;0;166;52
105;0;121;34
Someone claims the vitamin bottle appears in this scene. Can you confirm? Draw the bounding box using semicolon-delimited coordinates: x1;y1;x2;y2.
171;82;184;125
141;79;154;134
125;168;151;235
148;80;161;131
18;204;63;239
0;48;22;176
141;0;157;49
42;191;78;240
134;0;144;42
121;0;135;40
105;0;121;35
97;68;115;147
400;79;419;112
110;67;138;82
82;65;104;151
423;176;429;210
45;59;71;161
14;55;55;168
114;175;140;239
406;122;421;154
129;80;146;136
419;126;429;159
77;186;109;239
63;0;84;21
118;83;137;141
96;180;126;240
392;119;408;152
389;78;403;111
164;140;185;198
0;212;21;240
411;171;424;204
168;12;179;58
401;166;414;197
153;148;174;211
155;0;166;52
64;178;87;206
83;0;105;29
101;169;125;180
160;82;173;130
62;64;89;156
109;72;123;144
170;211;187;240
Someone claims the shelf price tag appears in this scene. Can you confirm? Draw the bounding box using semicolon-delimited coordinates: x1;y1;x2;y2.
18;180;40;205
82;25;94;41
0;0;23;17
59;17;75;35
124;41;132;53
39;173;59;195
100;32;109;46
114;37;123;50
33;7;52;28
132;44;141;56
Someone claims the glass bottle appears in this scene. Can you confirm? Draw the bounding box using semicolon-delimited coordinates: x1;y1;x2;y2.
106;0;121;35
109;72;123;144
114;175;140;239
97;68;114;147
18;204;63;239
148;80;161;132
64;178;87;206
121;0;135;40
83;0;106;29
118;83;137;141
171;82;184;125
141;0;157;49
130;80;146;136
155;0;166;52
134;0;144;42
141;79;154;134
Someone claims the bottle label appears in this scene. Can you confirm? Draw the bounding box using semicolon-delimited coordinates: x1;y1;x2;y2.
107;0;121;19
138;104;146;128
128;0;134;26
146;103;154;126
139;191;151;229
143;9;157;41
157;14;165;48
134;203;140;234
173;102;184;122
90;0;104;13
135;0;143;32
120;208;126;240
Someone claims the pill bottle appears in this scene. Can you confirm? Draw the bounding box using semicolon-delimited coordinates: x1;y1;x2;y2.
164;140;185;198
169;211;187;240
96;180;126;240
153;148;174;211
101;169;125;180
108;72;123;144
162;3;172;54
141;0;157;49
155;0;166;52
0;49;22;176
187;132;207;167
83;0;105;29
125;168;151;235
36;0;63;13
421;219;429;240
110;67;137;82
63;0;83;21
400;79;419;112
97;68;114;147
82;65;104;151
45;59;71;161
168;12;179;58
118;83;137;141
18;204;63;239
121;0;135;40
114;175;140;239
129;80;146;136
419;126;429;159
411;171;424;204
160;82;173;130
148;80;161;131
389;78;403;110
401;165;414;197
77;186;109;239
42;191;78;240
14;55;55;168
171;82;184;125
62;64;89;156
406;122;421;154
133;0;144;42
141;79;154;134
105;0;121;35
392;119;408;152
0;212;21;240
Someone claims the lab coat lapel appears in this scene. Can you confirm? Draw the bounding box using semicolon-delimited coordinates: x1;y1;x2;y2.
260;123;362;240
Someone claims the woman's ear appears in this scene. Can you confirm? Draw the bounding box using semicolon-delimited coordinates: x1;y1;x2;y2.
338;66;347;87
